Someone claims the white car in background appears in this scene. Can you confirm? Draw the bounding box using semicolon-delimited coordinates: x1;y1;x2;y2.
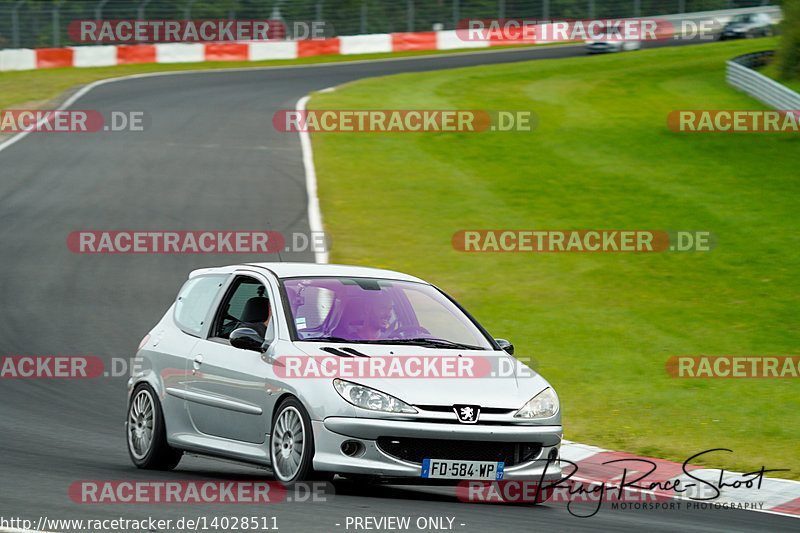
586;30;641;53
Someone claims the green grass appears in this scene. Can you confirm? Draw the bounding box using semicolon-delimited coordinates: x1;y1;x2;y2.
0;42;564;111
308;37;800;479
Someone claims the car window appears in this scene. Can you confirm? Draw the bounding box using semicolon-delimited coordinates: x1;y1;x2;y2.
212;276;272;340
282;277;493;348
173;274;227;337
291;285;336;331
402;287;481;346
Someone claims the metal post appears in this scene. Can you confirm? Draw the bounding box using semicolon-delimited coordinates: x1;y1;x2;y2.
137;0;152;20
588;0;595;19
360;2;367;34
270;0;283;20
32;3;40;44
229;0;240;21
95;0;110;20
634;0;640;18
407;0;414;32
679;0;685;13
52;0;66;48
316;1;324;23
542;0;549;20
499;0;505;20
453;0;460;29
183;0;197;20
11;0;24;48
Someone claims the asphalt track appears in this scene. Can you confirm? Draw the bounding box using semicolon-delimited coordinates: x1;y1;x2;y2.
0;38;797;533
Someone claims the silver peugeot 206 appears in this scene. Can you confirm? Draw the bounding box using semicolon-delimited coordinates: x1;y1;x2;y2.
126;262;563;487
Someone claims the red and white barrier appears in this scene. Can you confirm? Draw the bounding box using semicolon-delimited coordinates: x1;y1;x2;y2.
339;34;393;55
0;31;489;72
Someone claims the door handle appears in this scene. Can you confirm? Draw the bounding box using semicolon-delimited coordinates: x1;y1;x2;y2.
192;354;203;374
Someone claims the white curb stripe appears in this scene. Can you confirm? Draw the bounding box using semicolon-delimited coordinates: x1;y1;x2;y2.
296;94;328;265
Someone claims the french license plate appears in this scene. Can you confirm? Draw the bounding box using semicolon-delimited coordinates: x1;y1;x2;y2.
421;459;504;480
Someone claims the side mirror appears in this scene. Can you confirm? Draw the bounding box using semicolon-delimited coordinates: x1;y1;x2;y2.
230;327;266;352
495;338;514;355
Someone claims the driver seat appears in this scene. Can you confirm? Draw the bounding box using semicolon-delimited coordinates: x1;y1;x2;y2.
236;297;271;337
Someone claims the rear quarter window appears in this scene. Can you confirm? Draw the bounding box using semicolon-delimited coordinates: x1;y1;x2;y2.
173;275;227;336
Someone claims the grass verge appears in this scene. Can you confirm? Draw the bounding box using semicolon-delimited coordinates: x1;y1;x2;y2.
309;37;800;479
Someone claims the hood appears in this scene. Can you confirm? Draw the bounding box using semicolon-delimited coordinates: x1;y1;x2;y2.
293;342;550;408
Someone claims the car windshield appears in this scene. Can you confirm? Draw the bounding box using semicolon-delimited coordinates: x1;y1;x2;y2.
731;15;753;23
282;277;493;349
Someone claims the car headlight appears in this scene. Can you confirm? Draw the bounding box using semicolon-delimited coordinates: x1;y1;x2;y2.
514;388;559;419
333;379;417;414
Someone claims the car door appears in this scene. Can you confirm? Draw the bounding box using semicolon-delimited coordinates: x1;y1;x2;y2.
184;272;279;444
161;273;229;433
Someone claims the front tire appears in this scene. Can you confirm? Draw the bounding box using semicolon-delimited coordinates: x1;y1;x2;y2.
270;397;316;483
126;384;182;470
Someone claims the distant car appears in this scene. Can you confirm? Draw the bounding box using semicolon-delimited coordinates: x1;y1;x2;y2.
718;13;772;40
586;31;641;54
126;262;563;490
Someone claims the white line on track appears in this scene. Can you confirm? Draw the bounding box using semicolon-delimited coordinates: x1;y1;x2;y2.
296;93;329;264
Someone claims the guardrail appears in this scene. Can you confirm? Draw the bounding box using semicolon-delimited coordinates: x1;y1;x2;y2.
726;51;800;111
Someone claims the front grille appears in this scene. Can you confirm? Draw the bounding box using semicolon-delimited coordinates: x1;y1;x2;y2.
414;405;514;415
377;437;542;467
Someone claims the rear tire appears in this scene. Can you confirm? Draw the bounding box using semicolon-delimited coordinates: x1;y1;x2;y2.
126;384;182;470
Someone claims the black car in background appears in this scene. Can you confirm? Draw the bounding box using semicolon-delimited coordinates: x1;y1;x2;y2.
719;13;773;40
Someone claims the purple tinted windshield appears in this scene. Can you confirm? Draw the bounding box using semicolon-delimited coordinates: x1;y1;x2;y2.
282;277;492;348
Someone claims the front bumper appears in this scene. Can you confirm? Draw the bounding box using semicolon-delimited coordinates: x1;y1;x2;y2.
312;417;563;481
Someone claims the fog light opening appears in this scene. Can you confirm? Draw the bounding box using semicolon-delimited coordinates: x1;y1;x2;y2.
341;440;365;457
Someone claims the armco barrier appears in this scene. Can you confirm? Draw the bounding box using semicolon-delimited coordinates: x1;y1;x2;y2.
726;51;800;111
0;6;782;73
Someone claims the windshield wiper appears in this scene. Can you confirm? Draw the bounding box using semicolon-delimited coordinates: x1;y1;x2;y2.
378;338;486;350
302;336;350;343
300;336;485;350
